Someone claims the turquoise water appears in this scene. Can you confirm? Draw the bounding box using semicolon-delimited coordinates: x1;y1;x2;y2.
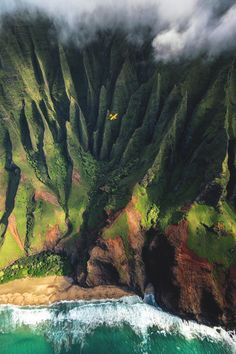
0;296;235;354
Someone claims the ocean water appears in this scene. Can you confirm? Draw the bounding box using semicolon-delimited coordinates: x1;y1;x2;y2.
0;295;235;354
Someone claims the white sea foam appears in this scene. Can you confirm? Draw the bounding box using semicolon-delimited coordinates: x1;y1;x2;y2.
0;296;235;353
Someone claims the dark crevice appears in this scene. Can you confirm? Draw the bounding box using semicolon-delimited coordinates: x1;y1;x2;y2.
0;131;21;244
89;260;120;285
24;193;36;255
200;290;223;324
19;101;33;152
143;230;180;312
227;139;236;202
30;39;44;86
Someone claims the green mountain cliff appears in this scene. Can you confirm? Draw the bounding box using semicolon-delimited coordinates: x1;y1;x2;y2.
0;17;235;327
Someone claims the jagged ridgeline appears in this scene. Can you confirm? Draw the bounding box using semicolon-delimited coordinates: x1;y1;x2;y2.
0;16;160;265
0;15;236;325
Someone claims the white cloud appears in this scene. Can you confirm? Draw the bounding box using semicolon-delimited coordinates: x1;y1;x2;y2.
153;1;236;60
0;0;236;61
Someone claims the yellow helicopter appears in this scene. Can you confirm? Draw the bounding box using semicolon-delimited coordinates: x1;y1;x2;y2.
108;112;119;121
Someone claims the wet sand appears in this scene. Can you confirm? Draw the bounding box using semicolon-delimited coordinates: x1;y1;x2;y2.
0;276;134;306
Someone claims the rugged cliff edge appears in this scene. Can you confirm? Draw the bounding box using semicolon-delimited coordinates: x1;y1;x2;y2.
0;16;235;328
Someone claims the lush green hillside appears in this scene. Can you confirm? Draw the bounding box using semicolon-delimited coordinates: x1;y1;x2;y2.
0;16;235;326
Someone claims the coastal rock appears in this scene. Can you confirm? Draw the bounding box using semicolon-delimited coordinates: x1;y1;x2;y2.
145;220;236;328
86;200;145;293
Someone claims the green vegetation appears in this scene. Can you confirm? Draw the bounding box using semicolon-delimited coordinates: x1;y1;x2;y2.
187;203;236;268
103;212;130;254
31;198;66;253
158;208;184;231
67;183;88;235
0;230;25;270
134;185;159;229
0;252;73;284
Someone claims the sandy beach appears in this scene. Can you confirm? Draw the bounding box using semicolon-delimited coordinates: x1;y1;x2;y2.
0;276;134;306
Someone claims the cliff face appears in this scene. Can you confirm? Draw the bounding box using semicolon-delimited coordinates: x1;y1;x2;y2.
0;17;236;327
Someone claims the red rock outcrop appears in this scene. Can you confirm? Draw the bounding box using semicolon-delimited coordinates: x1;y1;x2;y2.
145;220;236;327
45;224;61;250
86;236;131;287
8;214;25;252
35;191;59;206
86;198;146;292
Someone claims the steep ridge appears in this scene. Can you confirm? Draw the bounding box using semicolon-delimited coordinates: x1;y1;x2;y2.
0;16;235;327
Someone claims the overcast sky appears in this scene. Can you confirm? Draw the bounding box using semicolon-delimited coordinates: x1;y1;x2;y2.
1;0;236;61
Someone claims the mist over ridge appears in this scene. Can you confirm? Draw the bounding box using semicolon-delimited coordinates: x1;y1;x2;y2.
1;0;236;61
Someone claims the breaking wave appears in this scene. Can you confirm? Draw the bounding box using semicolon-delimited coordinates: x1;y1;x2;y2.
0;295;235;353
